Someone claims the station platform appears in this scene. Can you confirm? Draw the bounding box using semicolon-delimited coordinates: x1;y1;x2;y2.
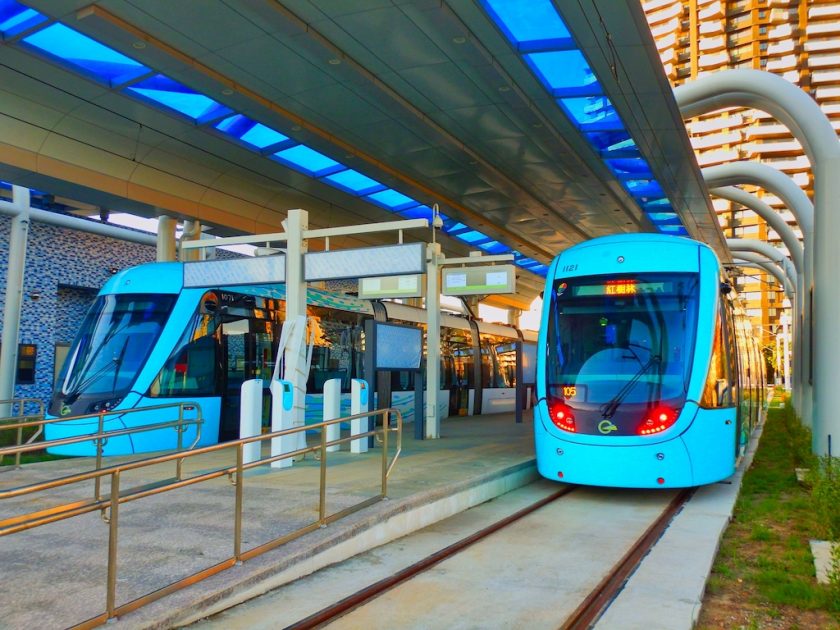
0;411;756;629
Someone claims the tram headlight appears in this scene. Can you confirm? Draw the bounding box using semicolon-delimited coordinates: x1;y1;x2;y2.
637;404;678;436
548;397;576;433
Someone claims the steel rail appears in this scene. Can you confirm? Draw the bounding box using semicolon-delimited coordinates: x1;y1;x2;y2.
560;487;695;630
284;485;577;630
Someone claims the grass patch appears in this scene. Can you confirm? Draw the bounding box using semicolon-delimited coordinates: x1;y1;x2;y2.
697;396;840;628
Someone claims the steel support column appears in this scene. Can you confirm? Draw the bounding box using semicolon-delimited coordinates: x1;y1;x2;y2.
425;242;442;439
0;187;31;415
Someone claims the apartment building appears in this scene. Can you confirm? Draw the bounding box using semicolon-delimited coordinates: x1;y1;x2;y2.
643;0;840;357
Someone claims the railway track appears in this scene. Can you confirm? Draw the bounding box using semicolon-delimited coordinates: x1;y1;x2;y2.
282;485;695;630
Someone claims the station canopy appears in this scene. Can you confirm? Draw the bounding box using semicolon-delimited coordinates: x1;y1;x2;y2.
0;0;724;309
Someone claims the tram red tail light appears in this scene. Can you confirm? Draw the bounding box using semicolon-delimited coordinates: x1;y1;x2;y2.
637;405;678;436
548;398;576;433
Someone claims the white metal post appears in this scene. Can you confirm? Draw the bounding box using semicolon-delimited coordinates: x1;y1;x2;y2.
0;186;31;416
782;309;791;392
284;209;308;447
425;242;442;439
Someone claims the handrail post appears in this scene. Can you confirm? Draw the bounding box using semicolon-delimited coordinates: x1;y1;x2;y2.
319;427;327;525
95;412;105;501
176;404;184;481
14;404;23;468
106;470;120;619
381;411;389;498
234;443;244;561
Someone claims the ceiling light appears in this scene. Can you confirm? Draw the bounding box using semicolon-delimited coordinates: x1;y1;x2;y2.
328;58;341;65
453;36;467;44
132;40;146;49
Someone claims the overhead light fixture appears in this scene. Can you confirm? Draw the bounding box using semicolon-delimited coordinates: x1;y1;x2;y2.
453;36;467;44
328;58;341;65
221;88;234;96
132;40;146;49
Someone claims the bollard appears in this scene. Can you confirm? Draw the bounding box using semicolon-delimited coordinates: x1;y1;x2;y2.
323;378;341;453
239;379;263;464
350;379;369;453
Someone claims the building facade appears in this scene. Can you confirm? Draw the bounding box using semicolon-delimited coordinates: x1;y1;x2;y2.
643;0;840;351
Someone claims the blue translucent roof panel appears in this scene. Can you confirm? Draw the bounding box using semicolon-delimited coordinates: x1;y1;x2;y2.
126;74;232;121
399;205;448;223
273;144;342;176
324;169;383;195
454;229;490;244
648;212;679;222
0;1;46;37
625;179;665;198
606;158;654;179
23;23;150;86
215;114;288;149
525;50;600;96
482;0;573;51
477;240;510;254
443;221;468;233
585;131;639;157
559;96;623;130
659;225;689;235
642;197;672;209
366;188;418;211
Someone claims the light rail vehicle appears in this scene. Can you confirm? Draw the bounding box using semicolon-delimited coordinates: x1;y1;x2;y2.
534;234;765;488
46;261;536;456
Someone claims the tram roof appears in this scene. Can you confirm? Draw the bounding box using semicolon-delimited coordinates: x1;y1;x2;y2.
0;1;725;308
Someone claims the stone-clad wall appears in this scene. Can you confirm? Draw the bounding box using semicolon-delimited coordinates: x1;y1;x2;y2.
0;217;156;405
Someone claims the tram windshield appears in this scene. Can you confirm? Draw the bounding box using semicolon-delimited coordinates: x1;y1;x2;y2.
545;273;699;436
52;294;175;414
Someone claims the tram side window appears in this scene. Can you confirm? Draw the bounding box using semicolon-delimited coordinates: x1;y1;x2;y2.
150;296;220;397
700;305;734;408
439;326;475;390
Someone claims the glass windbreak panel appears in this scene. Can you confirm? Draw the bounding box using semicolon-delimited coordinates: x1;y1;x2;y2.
0;1;47;37
215;114;289;149
126;74;232;121
526;50;600;96
482;0;572;50
307;305;368;393
23;23;150;85
51;293;175;415
544;273;699;436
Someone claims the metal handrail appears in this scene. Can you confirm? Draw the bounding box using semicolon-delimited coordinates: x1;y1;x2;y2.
0;398;45;468
0;402;204;499
0;407;402;629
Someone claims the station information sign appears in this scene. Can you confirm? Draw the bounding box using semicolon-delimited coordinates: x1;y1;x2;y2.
305;242;425;282
358;274;423;299
183;255;286;288
441;264;516;296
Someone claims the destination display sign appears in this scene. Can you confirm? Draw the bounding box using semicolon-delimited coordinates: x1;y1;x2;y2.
183;255;286;288
441;264;515;296
304;242;425;282
358;274;423;299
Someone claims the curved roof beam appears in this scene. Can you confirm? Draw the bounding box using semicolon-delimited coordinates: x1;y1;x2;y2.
727;238;797;288
702;163;813;237
710;186;803;273
731;254;794;299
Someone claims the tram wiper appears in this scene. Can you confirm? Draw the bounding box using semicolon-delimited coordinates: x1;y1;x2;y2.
63;356;121;405
600;354;661;419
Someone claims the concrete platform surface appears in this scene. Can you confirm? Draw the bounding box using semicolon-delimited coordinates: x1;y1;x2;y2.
1;412;538;629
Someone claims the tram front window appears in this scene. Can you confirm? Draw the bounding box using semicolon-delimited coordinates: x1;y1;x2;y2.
50;294;175;415
544;274;698;436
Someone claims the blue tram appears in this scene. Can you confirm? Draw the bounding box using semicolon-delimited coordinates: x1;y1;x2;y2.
46;261;536;456
534;234;765;488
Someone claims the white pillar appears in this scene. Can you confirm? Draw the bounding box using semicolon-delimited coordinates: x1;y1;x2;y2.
156;215;177;262
425;242;441;439
0;186;31;416
284;210;309;446
782;310;791;392
180;219;203;262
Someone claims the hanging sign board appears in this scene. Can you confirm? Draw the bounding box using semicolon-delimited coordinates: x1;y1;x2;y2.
304;242;425;282
184;255;285;287
442;264;516;296
358;274;424;299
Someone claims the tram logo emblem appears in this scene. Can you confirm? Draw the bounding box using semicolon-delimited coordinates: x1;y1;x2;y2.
598;420;618;434
60;404;72;416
